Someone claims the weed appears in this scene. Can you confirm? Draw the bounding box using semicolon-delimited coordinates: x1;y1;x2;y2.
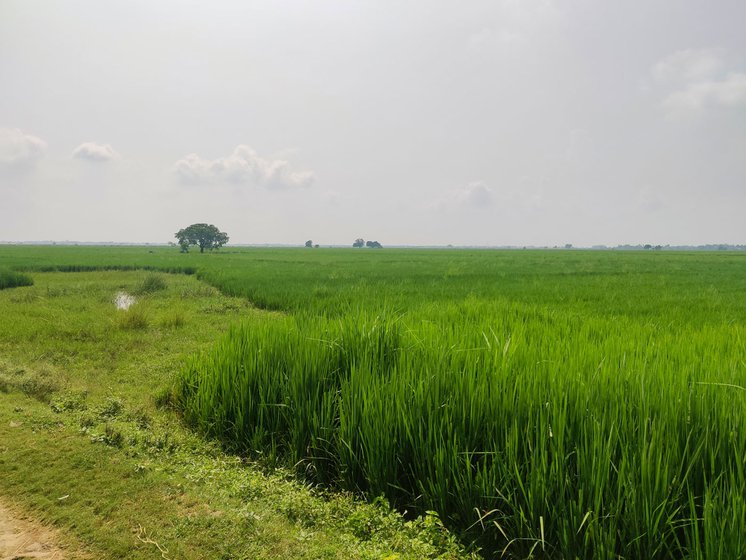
135;273;167;294
0;365;61;402
98;397;124;419
79;413;96;429
159;309;186;328
126;406;152;430
91;423;125;447
153;385;178;410
115;306;148;330
50;391;88;413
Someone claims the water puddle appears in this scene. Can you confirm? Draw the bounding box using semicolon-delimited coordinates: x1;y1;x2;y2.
114;292;136;310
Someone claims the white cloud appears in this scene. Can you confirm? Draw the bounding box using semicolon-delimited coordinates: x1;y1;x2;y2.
173;145;315;189
437;181;494;209
652;48;726;83
663;72;746;117
651;48;746;118
0;127;46;168
72;142;120;162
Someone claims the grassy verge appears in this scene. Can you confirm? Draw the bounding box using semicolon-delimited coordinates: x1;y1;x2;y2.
0;271;473;559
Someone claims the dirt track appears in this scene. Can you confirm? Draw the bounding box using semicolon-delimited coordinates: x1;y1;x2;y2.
0;500;65;560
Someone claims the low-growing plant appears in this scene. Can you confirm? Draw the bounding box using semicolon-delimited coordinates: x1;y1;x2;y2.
50;391;88;413
0;365;61;402
97;396;125;419
115;306;148;330
91;423;125;448
159;309;186;328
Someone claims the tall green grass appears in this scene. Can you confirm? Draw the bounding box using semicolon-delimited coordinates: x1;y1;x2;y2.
0;268;33;289
2;245;745;557
178;301;745;558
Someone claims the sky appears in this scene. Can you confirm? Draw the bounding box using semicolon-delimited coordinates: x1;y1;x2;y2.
1;0;745;247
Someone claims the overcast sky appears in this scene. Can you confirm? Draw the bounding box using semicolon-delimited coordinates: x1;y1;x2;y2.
1;0;745;246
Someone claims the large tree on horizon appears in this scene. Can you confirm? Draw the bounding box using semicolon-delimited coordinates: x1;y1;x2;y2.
175;223;229;253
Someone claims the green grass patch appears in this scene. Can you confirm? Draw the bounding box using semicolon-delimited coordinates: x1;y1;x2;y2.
134;273;168;295
0;269;474;559
115;306;149;330
1;245;746;559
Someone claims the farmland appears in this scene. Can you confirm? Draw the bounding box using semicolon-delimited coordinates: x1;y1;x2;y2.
1;245;745;558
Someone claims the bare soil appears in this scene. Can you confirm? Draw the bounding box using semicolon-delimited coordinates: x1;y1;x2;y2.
0;500;66;560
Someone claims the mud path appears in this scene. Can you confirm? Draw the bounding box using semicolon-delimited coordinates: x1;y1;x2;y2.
0;500;66;560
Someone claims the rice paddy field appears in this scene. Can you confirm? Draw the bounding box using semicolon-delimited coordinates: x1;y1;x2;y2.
1;245;745;559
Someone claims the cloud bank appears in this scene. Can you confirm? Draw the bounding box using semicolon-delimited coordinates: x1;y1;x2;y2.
653;49;746;118
437;181;495;209
72;142;120;162
173;145;315;189
663;72;746;116
0;127;46;168
652;48;726;84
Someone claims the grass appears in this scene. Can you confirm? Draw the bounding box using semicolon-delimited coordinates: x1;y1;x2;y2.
0;269;472;559
134;272;168;294
0;245;744;559
177;305;745;558
0;267;33;289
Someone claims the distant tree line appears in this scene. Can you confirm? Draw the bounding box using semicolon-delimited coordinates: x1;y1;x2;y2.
353;238;382;248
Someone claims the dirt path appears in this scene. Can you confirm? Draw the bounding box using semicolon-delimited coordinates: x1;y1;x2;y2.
0;500;66;560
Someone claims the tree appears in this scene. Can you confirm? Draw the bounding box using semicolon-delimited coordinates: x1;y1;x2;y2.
175;223;229;253
305;240;313;248
353;238;365;248
366;240;383;248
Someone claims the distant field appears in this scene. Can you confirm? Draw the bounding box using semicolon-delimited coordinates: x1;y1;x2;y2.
1;245;745;559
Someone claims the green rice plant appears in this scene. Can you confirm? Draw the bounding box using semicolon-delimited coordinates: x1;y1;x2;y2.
0;267;33;289
2;244;745;558
177;301;746;559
